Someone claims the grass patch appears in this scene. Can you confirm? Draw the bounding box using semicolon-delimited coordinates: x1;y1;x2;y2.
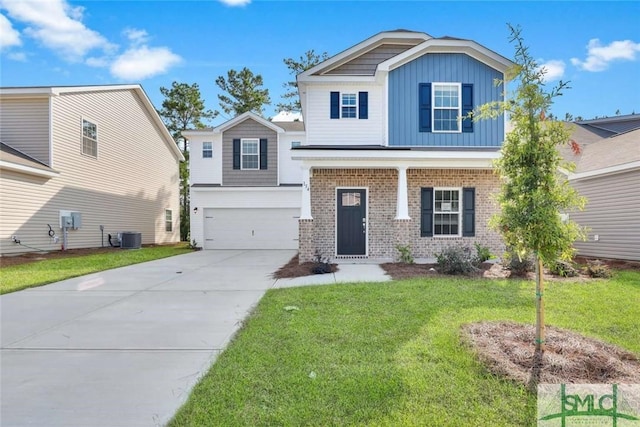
170;271;640;426
0;244;193;294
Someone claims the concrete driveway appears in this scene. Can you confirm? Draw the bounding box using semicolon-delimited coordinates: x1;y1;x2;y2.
1;249;296;427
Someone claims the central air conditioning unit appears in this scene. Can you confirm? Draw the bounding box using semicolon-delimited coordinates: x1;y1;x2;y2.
120;231;142;249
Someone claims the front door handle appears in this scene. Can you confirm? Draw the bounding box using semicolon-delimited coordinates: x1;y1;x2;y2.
362;218;366;234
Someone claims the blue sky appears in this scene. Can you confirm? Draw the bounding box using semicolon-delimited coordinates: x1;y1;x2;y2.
1;0;639;126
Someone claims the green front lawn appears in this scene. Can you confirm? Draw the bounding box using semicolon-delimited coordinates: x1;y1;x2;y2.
0;244;193;294
170;270;640;426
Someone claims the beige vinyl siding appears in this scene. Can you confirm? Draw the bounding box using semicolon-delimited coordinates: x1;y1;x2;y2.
0;89;180;255
222;119;277;186
325;44;415;75
571;169;640;261
0;98;50;165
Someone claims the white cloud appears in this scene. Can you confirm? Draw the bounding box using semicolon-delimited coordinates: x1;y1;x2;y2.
538;60;565;82
219;0;251;6
571;38;640;72
123;28;149;46
8;51;27;61
0;13;21;50
110;45;181;80
0;0;114;61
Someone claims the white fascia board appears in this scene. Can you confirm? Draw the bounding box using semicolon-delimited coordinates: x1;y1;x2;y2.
0;161;60;178
293;149;499;169
299;31;432;79
297;75;378;84
378;39;513;73
569;161;640;181
182;129;215;138
213;111;285;134
192;186;301;193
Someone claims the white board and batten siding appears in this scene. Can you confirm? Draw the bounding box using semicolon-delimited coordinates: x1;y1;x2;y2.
189;133;223;185
0;98;50;165
305;84;385;146
571;169;640;261
0;88;181;255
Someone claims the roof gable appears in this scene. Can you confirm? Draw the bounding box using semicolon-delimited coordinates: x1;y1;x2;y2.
214;111;284;134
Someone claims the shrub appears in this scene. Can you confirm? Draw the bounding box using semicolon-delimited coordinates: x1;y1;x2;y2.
474;243;493;265
550;260;579;277
584;260;612;278
436;245;478;275
505;249;535;276
312;250;332;275
395;244;414;264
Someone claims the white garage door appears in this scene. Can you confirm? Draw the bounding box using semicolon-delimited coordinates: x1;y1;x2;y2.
203;208;299;250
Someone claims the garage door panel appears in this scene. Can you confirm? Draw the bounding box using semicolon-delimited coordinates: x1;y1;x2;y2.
204;208;298;250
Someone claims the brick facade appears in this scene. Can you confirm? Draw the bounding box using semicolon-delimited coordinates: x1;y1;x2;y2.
298;168;504;262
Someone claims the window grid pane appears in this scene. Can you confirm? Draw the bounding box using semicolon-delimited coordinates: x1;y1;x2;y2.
203;142;212;158
434;189;460;236
341;93;357;118
433;84;460;132
241;140;259;170
82;119;97;157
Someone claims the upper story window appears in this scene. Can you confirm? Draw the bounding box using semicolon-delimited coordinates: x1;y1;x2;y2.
202;141;213;158
82;119;98;157
241;138;259;170
330;91;368;120
291;141;301;148
419;83;473;133
341;93;357;118
433;83;461;132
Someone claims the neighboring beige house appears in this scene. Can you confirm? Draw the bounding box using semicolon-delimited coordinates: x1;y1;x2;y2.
0;85;184;256
567;127;640;261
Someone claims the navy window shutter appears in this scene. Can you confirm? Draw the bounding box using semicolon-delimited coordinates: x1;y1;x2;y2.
421;187;434;237
419;83;432;132
259;139;268;170
330;92;340;119
462;187;475;236
462;84;473;133
358;91;368;119
232;139;241;170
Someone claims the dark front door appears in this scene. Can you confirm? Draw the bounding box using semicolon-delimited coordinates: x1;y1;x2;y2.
337;189;366;255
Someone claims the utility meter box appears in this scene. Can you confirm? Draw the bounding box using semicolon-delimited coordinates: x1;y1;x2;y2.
59;210;82;229
61;216;73;228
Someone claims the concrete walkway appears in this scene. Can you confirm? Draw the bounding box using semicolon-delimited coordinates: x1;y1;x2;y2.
0;250;389;427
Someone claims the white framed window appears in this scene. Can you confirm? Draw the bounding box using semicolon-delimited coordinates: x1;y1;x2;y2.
82;118;98;157
165;209;173;232
241;138;259;170
433;83;461;133
291;141;301;148
202;142;212;158
341;93;357;118
434;188;461;236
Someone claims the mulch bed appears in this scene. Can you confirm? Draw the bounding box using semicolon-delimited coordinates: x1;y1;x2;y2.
272;254;338;279
462;321;640;388
381;261;498;280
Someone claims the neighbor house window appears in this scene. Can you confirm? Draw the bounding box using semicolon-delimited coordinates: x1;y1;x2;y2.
341;93;357;118
165;209;173;232
291;141;301;148
82;119;98;157
421;187;475;237
241;138;259;170
202;142;212;158
433;83;461;132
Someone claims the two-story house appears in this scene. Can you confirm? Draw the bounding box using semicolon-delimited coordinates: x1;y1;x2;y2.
0;85;183;255
184;112;304;250
187;30;513;262
294;30;512;261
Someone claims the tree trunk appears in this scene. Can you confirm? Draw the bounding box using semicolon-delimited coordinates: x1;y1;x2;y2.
535;256;545;353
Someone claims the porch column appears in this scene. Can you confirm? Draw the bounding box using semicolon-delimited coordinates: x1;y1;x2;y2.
395;166;410;220
300;165;313;219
